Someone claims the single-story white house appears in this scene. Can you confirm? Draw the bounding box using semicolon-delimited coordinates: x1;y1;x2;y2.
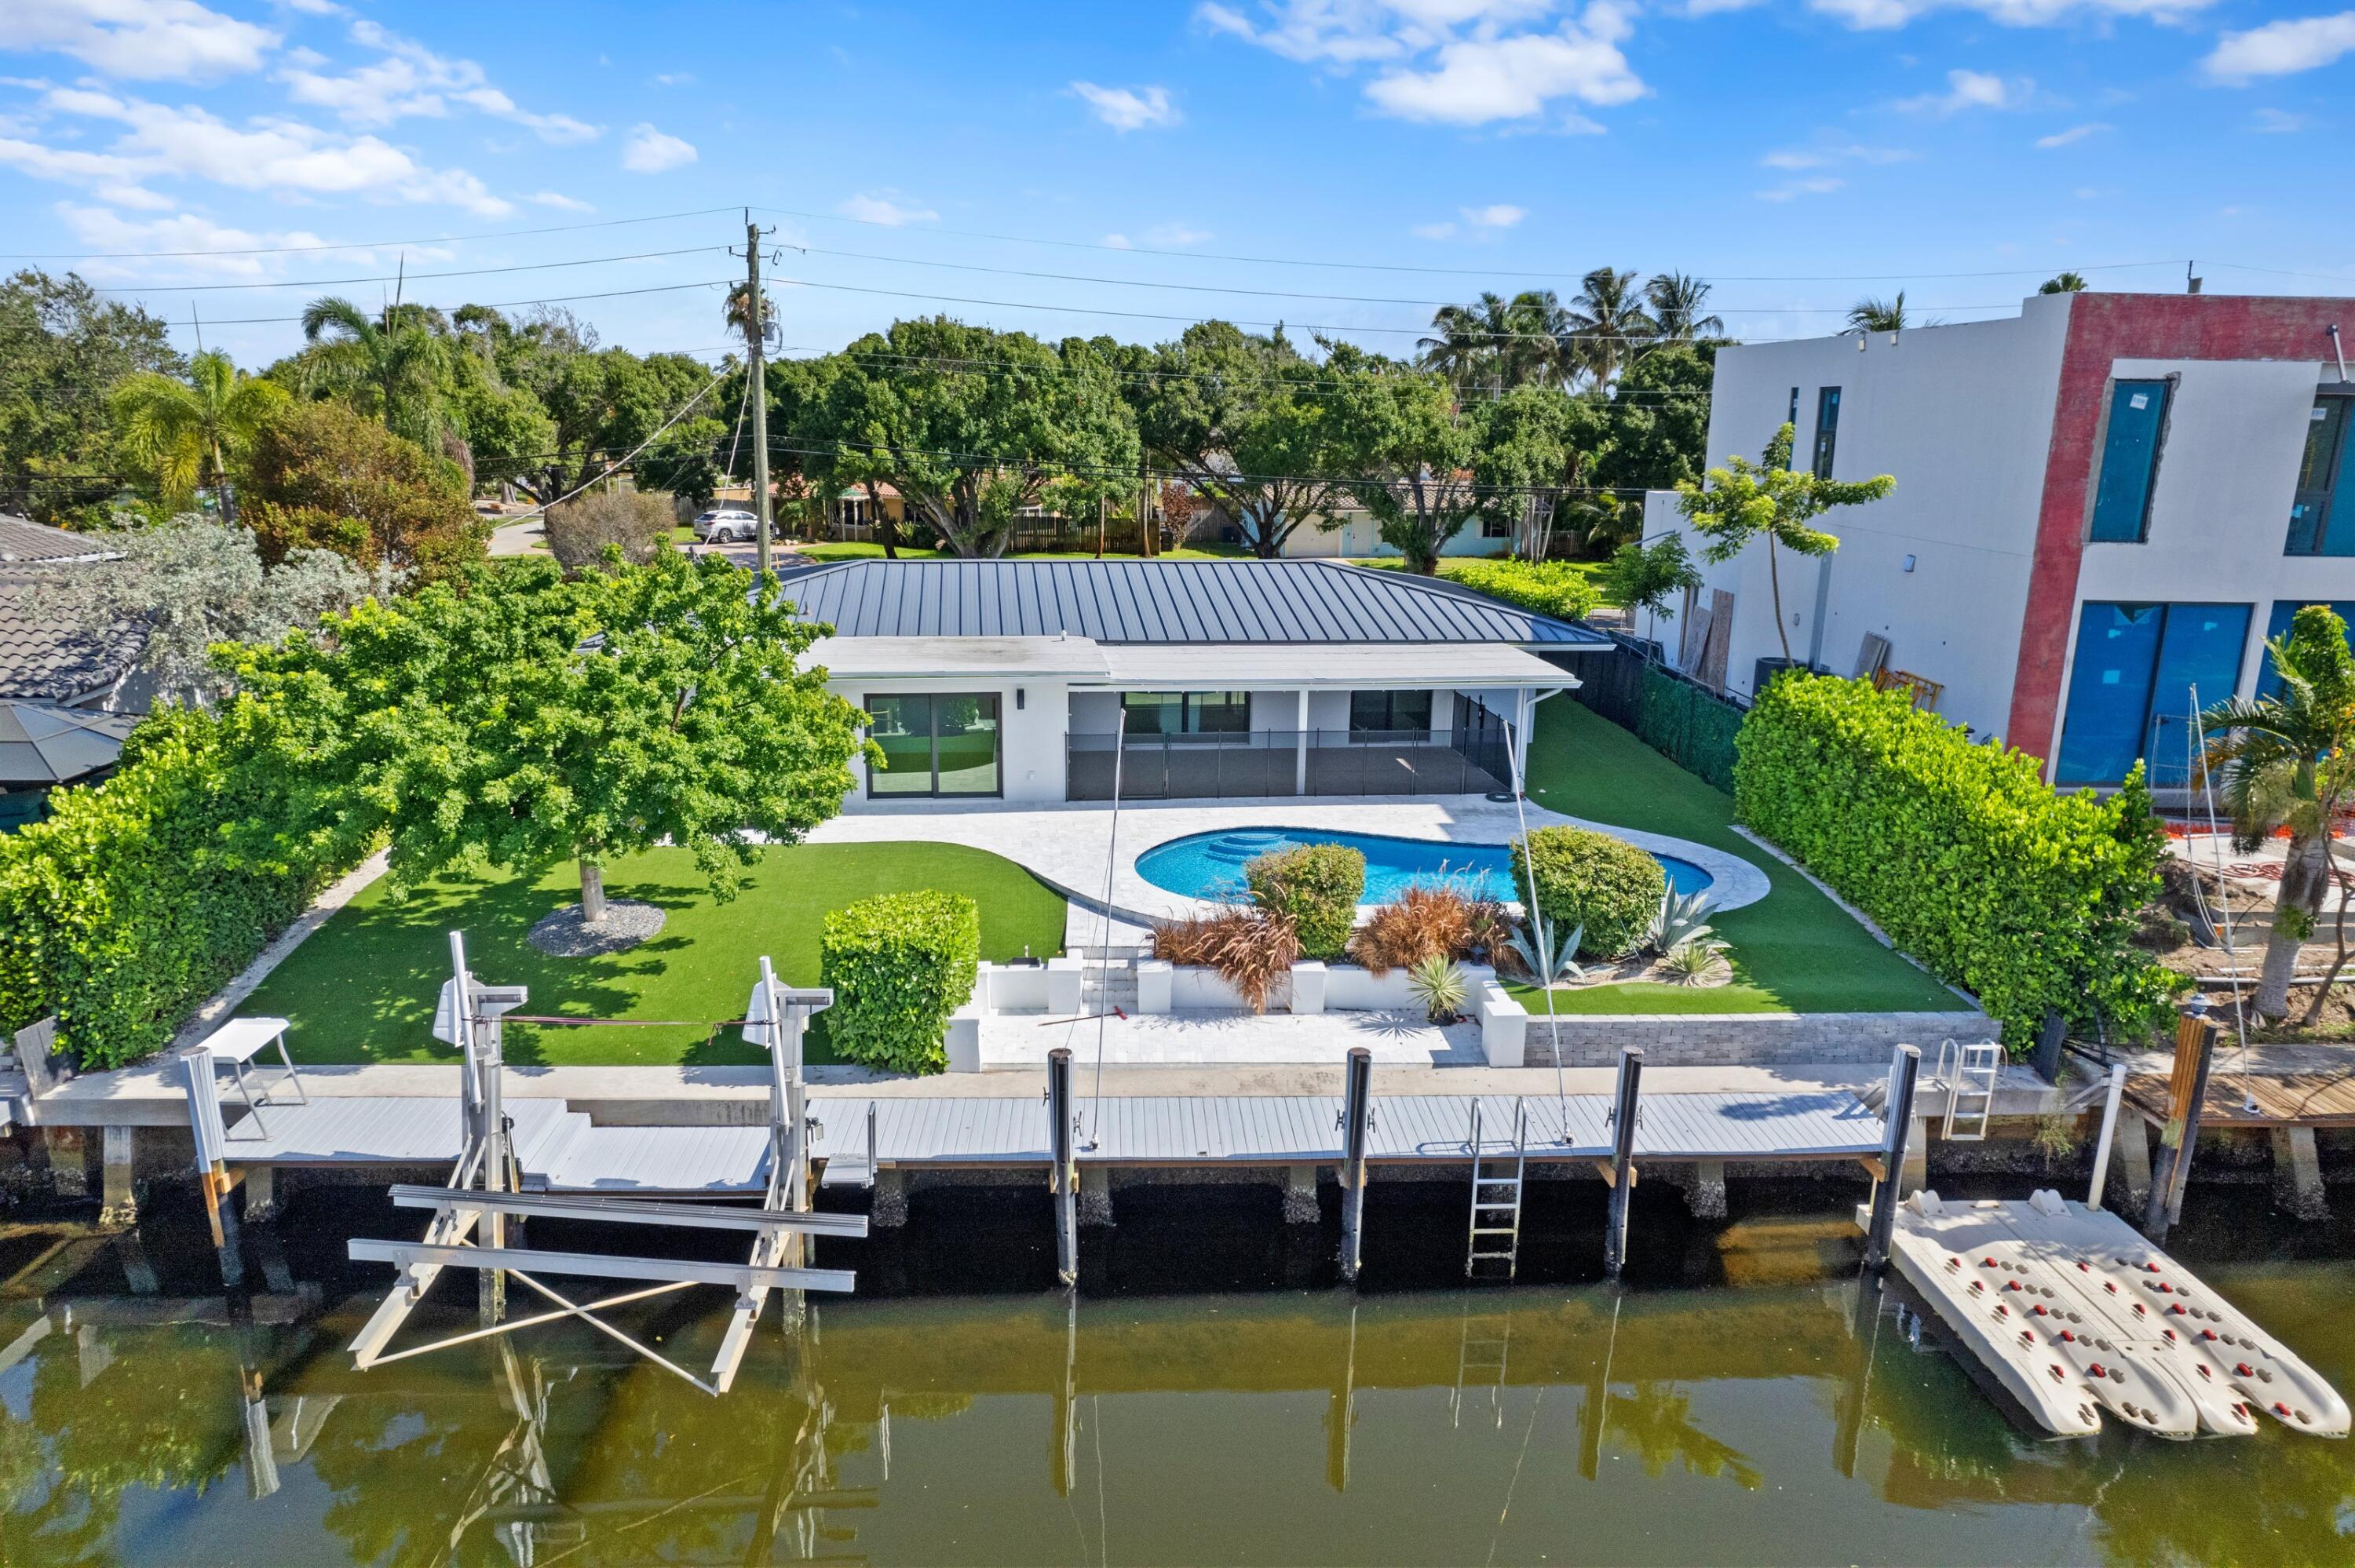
783;559;1610;805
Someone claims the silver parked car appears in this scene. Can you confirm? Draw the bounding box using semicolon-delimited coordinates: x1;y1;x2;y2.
691;507;759;543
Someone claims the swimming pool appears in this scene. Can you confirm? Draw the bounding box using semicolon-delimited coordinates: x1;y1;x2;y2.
1134;826;1714;906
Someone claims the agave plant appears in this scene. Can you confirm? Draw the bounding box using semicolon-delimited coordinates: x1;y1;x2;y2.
1658;935;1731;986
1408;955;1470;1024
1645;888;1718;956
1505;920;1586;987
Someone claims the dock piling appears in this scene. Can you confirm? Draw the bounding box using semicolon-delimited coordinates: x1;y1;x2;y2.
1338;1047;1372;1283
1604;1047;1643;1279
2145;1005;2216;1243
1049;1048;1077;1285
1864;1044;1920;1273
2086;1062;2127;1212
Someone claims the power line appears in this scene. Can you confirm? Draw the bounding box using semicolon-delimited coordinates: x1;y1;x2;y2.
166;277;737;326
752;204;2183;286
86;246;730;294
0;206;741;261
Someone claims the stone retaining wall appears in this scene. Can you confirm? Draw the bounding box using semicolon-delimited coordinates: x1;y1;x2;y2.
1526;1009;1998;1067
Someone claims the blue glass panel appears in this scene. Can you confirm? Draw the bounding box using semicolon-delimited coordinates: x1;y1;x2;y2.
2145;603;2250;776
2054;603;2162;786
2090;381;2167;543
2258;600;2355;698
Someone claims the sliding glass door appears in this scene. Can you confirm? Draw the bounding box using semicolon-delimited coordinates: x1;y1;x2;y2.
865;694;1002;797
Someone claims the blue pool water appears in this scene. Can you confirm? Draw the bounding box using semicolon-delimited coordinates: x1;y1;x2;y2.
1135;826;1714;906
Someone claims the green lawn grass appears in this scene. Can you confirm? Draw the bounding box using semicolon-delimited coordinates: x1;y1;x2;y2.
243;844;1068;1067
1506;699;1968;1016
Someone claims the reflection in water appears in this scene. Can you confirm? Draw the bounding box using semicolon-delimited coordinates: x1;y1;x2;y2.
2;1194;2353;1565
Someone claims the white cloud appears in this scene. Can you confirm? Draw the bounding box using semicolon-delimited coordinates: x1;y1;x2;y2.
1202;1;1644;127
1145;221;1212;246
6;86;513;214
1894;67;2022;113
1071;81;1181;131
1461;202;1525;228
2204;13;2355;82
2248;106;2315;132
1102;232;1134;248
1412;221;1458;239
1756;176;1844;201
838;191;938;225
0;0;276;82
2035;121;2111;146
1809;0;2214;26
54;202;341;279
1676;0;1765;12
1760;140;1913;168
279;21;601;144
652;71;695;86
526;190;593;211
621;122;696;173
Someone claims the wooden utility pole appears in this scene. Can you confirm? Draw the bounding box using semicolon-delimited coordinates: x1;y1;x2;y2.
740;213;775;579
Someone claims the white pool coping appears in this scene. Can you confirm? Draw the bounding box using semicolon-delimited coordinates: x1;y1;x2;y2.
805;794;1770;928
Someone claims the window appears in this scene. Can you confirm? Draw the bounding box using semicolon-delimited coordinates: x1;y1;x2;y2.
1349;690;1434;735
2287;397;2353;556
2258;600;2355;698
2054;602;2251;786
2088;379;2170;543
1787;386;1800;429
1120;691;1249;736
1481;514;1512;539
864;693;1001;796
1811;388;1842;479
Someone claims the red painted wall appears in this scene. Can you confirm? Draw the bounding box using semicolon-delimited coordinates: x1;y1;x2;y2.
2005;294;2347;765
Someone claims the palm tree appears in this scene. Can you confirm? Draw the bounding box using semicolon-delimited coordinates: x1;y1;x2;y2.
1645;272;1724;341
1560;267;1658;388
108;350;287;524
2039;272;2090;294
1846;293;1908;334
299;296;461;458
724;279;772;348
1418;290;1565;394
2200;605;2355;1022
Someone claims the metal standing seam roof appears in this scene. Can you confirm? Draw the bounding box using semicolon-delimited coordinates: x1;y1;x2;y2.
776;560;1611;647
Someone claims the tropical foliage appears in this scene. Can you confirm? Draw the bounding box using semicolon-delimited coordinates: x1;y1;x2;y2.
1510;825;1668;960
1243;842;1366;961
1440;557;1603;621
240;399;485;578
1736;672;2180;1045
108;350;286;523
2199;605;2355;1022
1;269;181;524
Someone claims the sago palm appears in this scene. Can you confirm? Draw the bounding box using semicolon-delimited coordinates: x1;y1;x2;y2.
108;350;286;524
2200;605;2355;1022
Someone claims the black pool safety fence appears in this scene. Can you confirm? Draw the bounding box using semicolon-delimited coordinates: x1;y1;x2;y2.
1558;633;1750;794
1067;728;1512;801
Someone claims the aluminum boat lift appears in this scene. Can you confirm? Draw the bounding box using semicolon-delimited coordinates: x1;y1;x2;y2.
180;935;864;1395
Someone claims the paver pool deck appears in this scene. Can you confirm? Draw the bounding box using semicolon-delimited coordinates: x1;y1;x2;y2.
804;794;1769;926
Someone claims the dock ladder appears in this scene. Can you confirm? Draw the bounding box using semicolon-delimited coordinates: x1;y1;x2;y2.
1936;1039;2002;1141
1466;1097;1528;1279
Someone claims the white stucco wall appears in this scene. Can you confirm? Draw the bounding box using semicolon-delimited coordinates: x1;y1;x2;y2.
833;674;1072;804
1664;294;2075;738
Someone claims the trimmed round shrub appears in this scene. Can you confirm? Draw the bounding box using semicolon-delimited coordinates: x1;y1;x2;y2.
820;889;980;1074
1243;843;1364;961
1510;826;1666;961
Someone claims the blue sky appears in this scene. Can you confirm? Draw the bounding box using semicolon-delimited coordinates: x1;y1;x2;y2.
2;0;2350;370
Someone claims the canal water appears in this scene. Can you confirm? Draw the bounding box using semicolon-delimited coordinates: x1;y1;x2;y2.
5;1177;2354;1566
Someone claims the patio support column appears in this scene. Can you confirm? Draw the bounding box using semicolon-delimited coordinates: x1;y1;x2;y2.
1513;688;1533;790
1294;689;1310;795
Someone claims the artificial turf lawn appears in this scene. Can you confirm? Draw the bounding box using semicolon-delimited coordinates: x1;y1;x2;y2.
1504;698;1970;1016
241;843;1068;1067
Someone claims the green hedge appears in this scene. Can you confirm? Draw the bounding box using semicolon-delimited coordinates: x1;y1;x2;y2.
1634;665;1744;793
1438;559;1602;622
1733;673;2179;1047
1510;826;1666;960
0;706;361;1069
820;890;980;1074
1245;843;1365;961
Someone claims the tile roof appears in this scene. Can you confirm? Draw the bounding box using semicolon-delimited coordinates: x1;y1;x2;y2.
0;514;118;566
773;559;1608;647
0;571;139;704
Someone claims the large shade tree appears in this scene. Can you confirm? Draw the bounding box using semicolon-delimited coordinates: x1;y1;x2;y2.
108;350;286;523
1676;422;1894;665
240;399;485;579
2200;606;2355;1022
801;317;1138;557
1468;381;1609;561
1123;321;1352;559
0;269;182;523
225;551;873;924
1325;348;1489;574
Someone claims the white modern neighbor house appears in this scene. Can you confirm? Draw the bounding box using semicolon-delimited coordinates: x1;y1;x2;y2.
782;559;1609;806
1647;290;2355;788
